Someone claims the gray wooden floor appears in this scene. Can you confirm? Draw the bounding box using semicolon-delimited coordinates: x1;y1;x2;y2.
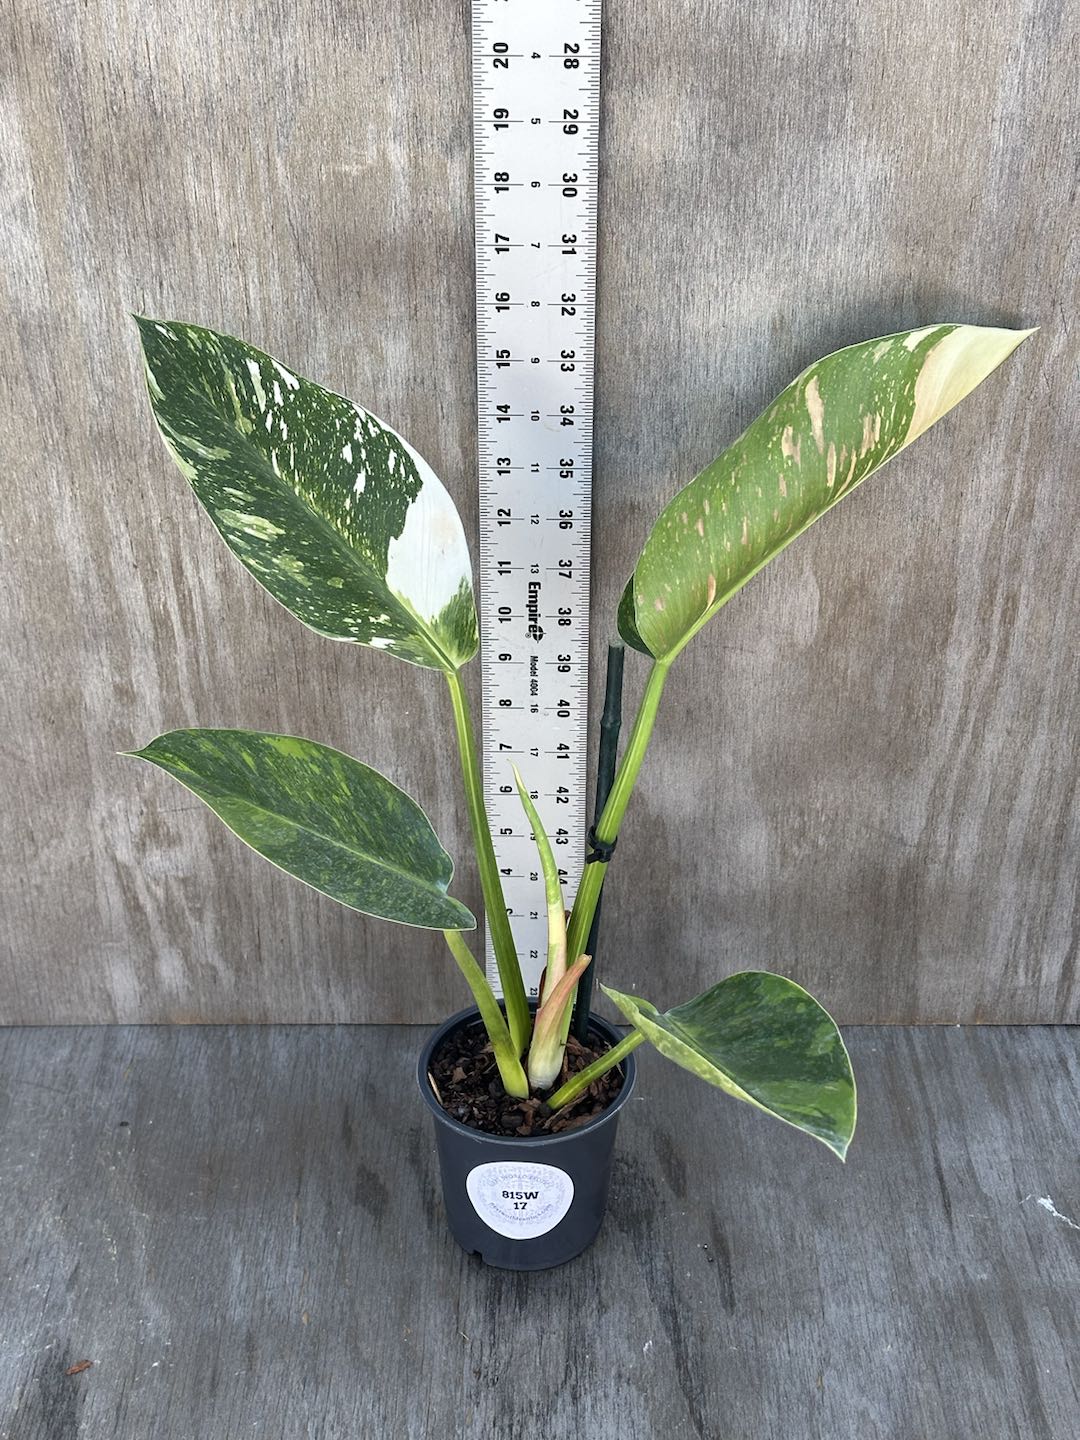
1;1026;1077;1440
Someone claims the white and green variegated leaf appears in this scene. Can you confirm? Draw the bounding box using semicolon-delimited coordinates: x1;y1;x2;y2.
619;324;1034;660
602;973;856;1159
135;318;478;671
127;728;475;930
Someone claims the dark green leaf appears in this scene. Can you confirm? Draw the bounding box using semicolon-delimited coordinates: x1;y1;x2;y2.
602;972;856;1159
128;728;475;930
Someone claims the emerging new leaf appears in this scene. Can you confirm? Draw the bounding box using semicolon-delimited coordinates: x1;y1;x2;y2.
128;729;475;930
135;318;478;671
528;952;593;1092
602;972;856;1159
512;766;568;996
619;324;1034;660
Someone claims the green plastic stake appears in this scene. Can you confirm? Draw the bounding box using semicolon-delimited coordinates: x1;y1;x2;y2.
572;642;625;1042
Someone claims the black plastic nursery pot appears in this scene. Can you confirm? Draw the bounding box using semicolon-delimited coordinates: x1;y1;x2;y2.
417;1005;637;1271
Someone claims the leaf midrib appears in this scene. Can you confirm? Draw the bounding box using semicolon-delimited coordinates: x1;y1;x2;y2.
658;1011;755;1096
159;764;455;900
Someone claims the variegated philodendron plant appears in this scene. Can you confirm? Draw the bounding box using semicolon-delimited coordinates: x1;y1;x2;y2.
129;317;1033;1159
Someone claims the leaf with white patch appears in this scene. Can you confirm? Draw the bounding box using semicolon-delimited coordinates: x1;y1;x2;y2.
127;728;475;930
602;973;856;1159
619;324;1035;660
135;318;478;671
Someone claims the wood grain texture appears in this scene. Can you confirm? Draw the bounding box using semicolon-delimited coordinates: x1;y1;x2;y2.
1;1024;1078;1438
0;0;1076;1022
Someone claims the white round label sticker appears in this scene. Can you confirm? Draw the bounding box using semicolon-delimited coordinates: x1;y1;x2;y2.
465;1161;575;1239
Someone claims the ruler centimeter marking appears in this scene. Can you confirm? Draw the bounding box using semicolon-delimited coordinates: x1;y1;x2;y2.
472;0;602;998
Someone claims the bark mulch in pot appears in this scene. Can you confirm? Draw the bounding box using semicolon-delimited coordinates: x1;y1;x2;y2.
428;1023;625;1137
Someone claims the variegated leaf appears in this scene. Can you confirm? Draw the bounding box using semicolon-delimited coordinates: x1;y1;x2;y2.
619;324;1034;660
135;318;478;671
127;729;475;930
602;973;856;1159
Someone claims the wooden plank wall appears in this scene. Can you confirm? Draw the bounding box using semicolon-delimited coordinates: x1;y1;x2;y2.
1;0;1075;1024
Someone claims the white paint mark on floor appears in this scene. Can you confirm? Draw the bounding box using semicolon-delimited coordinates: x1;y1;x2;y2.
1024;1194;1080;1231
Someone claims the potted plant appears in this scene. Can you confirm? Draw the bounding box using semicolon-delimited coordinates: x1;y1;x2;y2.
128;316;1031;1268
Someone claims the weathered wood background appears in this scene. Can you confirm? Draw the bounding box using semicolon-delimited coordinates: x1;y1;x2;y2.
1;0;1076;1024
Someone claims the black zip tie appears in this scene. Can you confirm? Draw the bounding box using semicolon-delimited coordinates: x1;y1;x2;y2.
585;825;617;865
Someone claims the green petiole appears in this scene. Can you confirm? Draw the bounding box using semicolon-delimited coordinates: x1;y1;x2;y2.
445;669;531;1056
547;1028;645;1112
442;930;529;1099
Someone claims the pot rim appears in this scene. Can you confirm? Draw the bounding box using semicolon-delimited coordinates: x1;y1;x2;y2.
416;1003;638;1148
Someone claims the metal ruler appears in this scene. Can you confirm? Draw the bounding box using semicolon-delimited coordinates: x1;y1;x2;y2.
471;0;602;998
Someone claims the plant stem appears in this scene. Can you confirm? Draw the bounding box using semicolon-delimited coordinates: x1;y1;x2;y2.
445;670;531;1056
442;930;529;1098
547;1028;645;1111
572;642;625;1041
564;658;671;976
